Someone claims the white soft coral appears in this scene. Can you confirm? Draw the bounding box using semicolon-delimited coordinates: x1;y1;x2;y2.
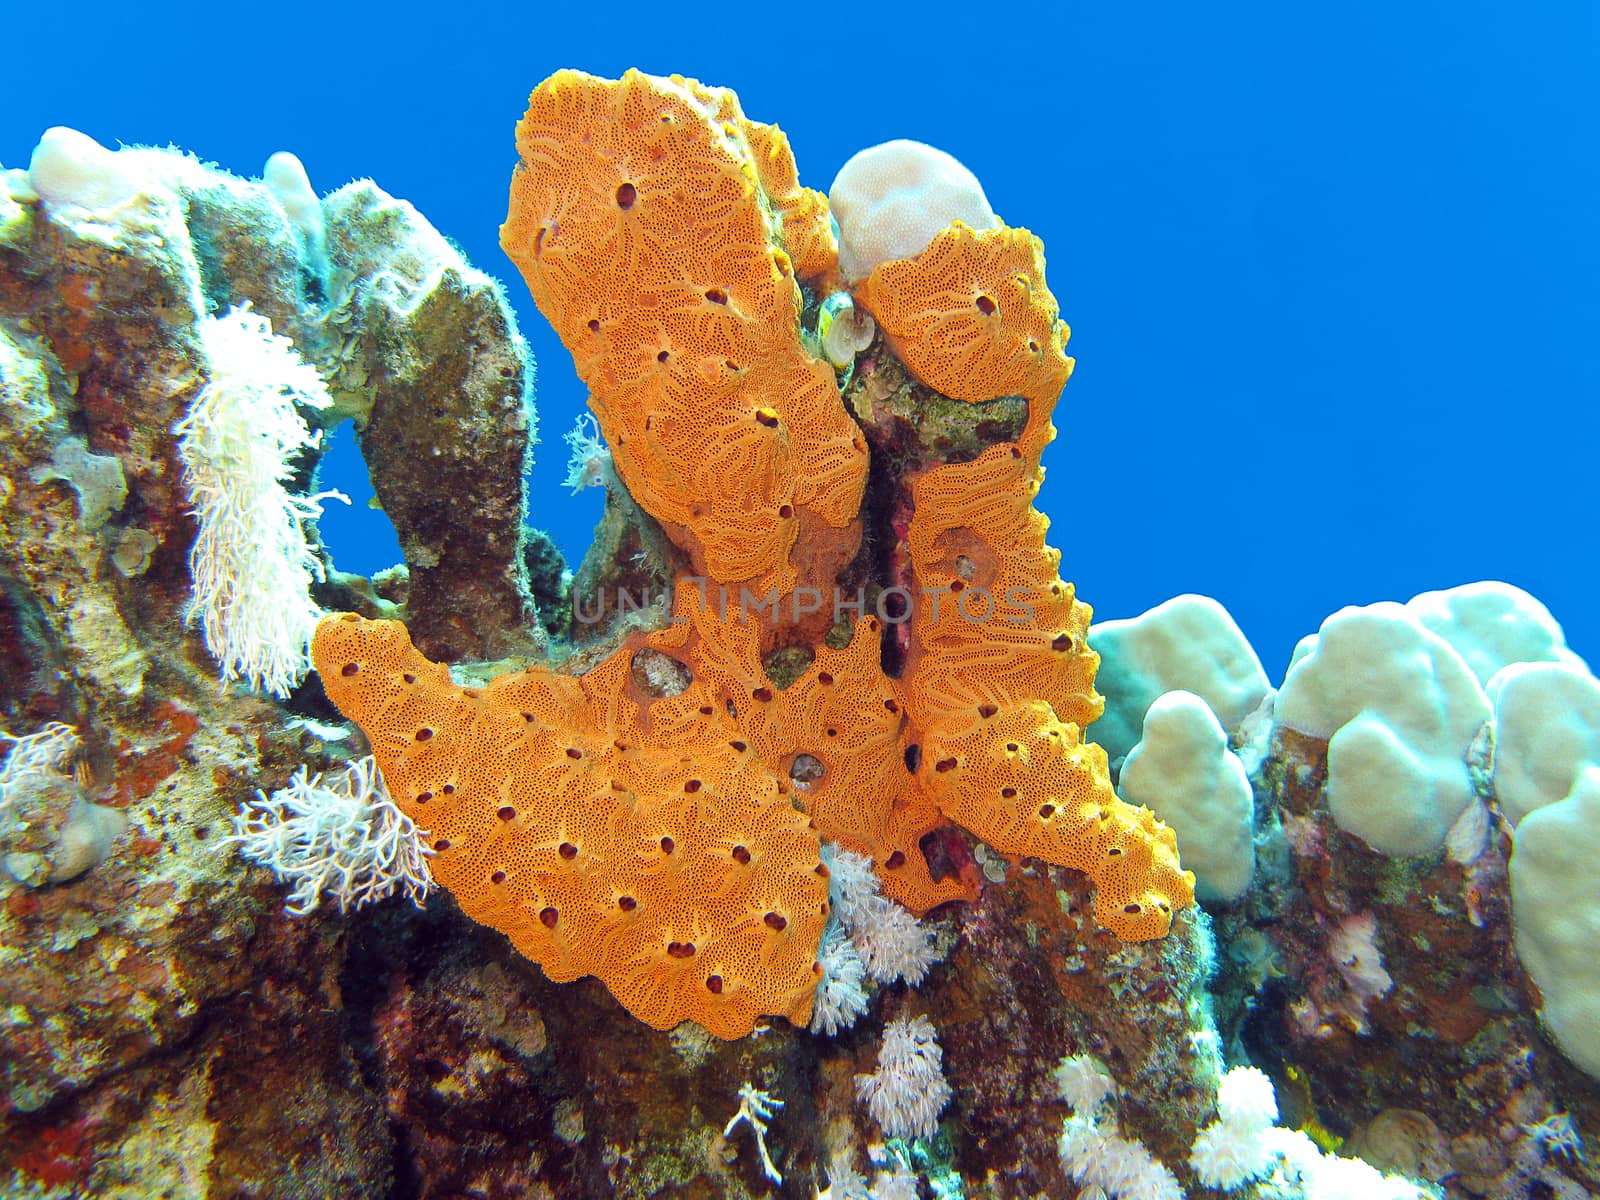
175;304;347;697
1054;1054;1184;1200
809;844;939;1036
854;1014;952;1140
228;756;433;914
1189;1067;1436;1199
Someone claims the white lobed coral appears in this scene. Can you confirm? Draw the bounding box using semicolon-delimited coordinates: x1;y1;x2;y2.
1487;660;1600;826
1510;765;1600;1079
262;151;325;260
1090;594;1271;767
1404;580;1586;685
1119;690;1256;901
28;126;150;216
854;1013;953;1141
227;756;434;915
1275;602;1490;857
175;305;348;697
827;139;999;282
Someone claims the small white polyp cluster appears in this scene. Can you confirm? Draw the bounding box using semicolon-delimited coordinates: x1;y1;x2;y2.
1189;1067;1435;1200
809;844;939;1036
854;1013;952;1141
1054;1054;1183;1200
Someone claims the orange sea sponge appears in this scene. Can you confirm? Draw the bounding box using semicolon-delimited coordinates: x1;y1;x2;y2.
900;441;1195;939
661;595;977;915
313;610;831;1038
855;221;1073;464
501;69;866;596
304;69;1199;1039
904;444;1102;731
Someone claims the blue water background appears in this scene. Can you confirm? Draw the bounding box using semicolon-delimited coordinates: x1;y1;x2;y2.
5;3;1596;678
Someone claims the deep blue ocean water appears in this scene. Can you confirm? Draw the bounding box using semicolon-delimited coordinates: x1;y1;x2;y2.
5;2;1596;678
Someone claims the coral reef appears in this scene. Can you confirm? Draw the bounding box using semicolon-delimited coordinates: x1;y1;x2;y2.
312;67;1193;1040
0;68;1595;1200
0;132;546;1197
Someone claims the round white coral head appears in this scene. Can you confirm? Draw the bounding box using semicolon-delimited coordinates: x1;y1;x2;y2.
828;139;998;282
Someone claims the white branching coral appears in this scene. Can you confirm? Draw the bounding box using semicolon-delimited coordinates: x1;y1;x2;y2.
175;304;348;697
721;1083;784;1185
854;1013;953;1141
228;756;434;915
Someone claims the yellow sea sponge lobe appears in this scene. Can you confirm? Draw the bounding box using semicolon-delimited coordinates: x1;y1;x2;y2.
312;611;829;1038
855;221;1073;465
501;68;867;595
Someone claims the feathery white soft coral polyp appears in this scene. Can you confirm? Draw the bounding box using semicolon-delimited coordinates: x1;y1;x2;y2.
175;305;347;697
1054;1054;1184;1200
228;756;434;915
854;1014;952;1140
